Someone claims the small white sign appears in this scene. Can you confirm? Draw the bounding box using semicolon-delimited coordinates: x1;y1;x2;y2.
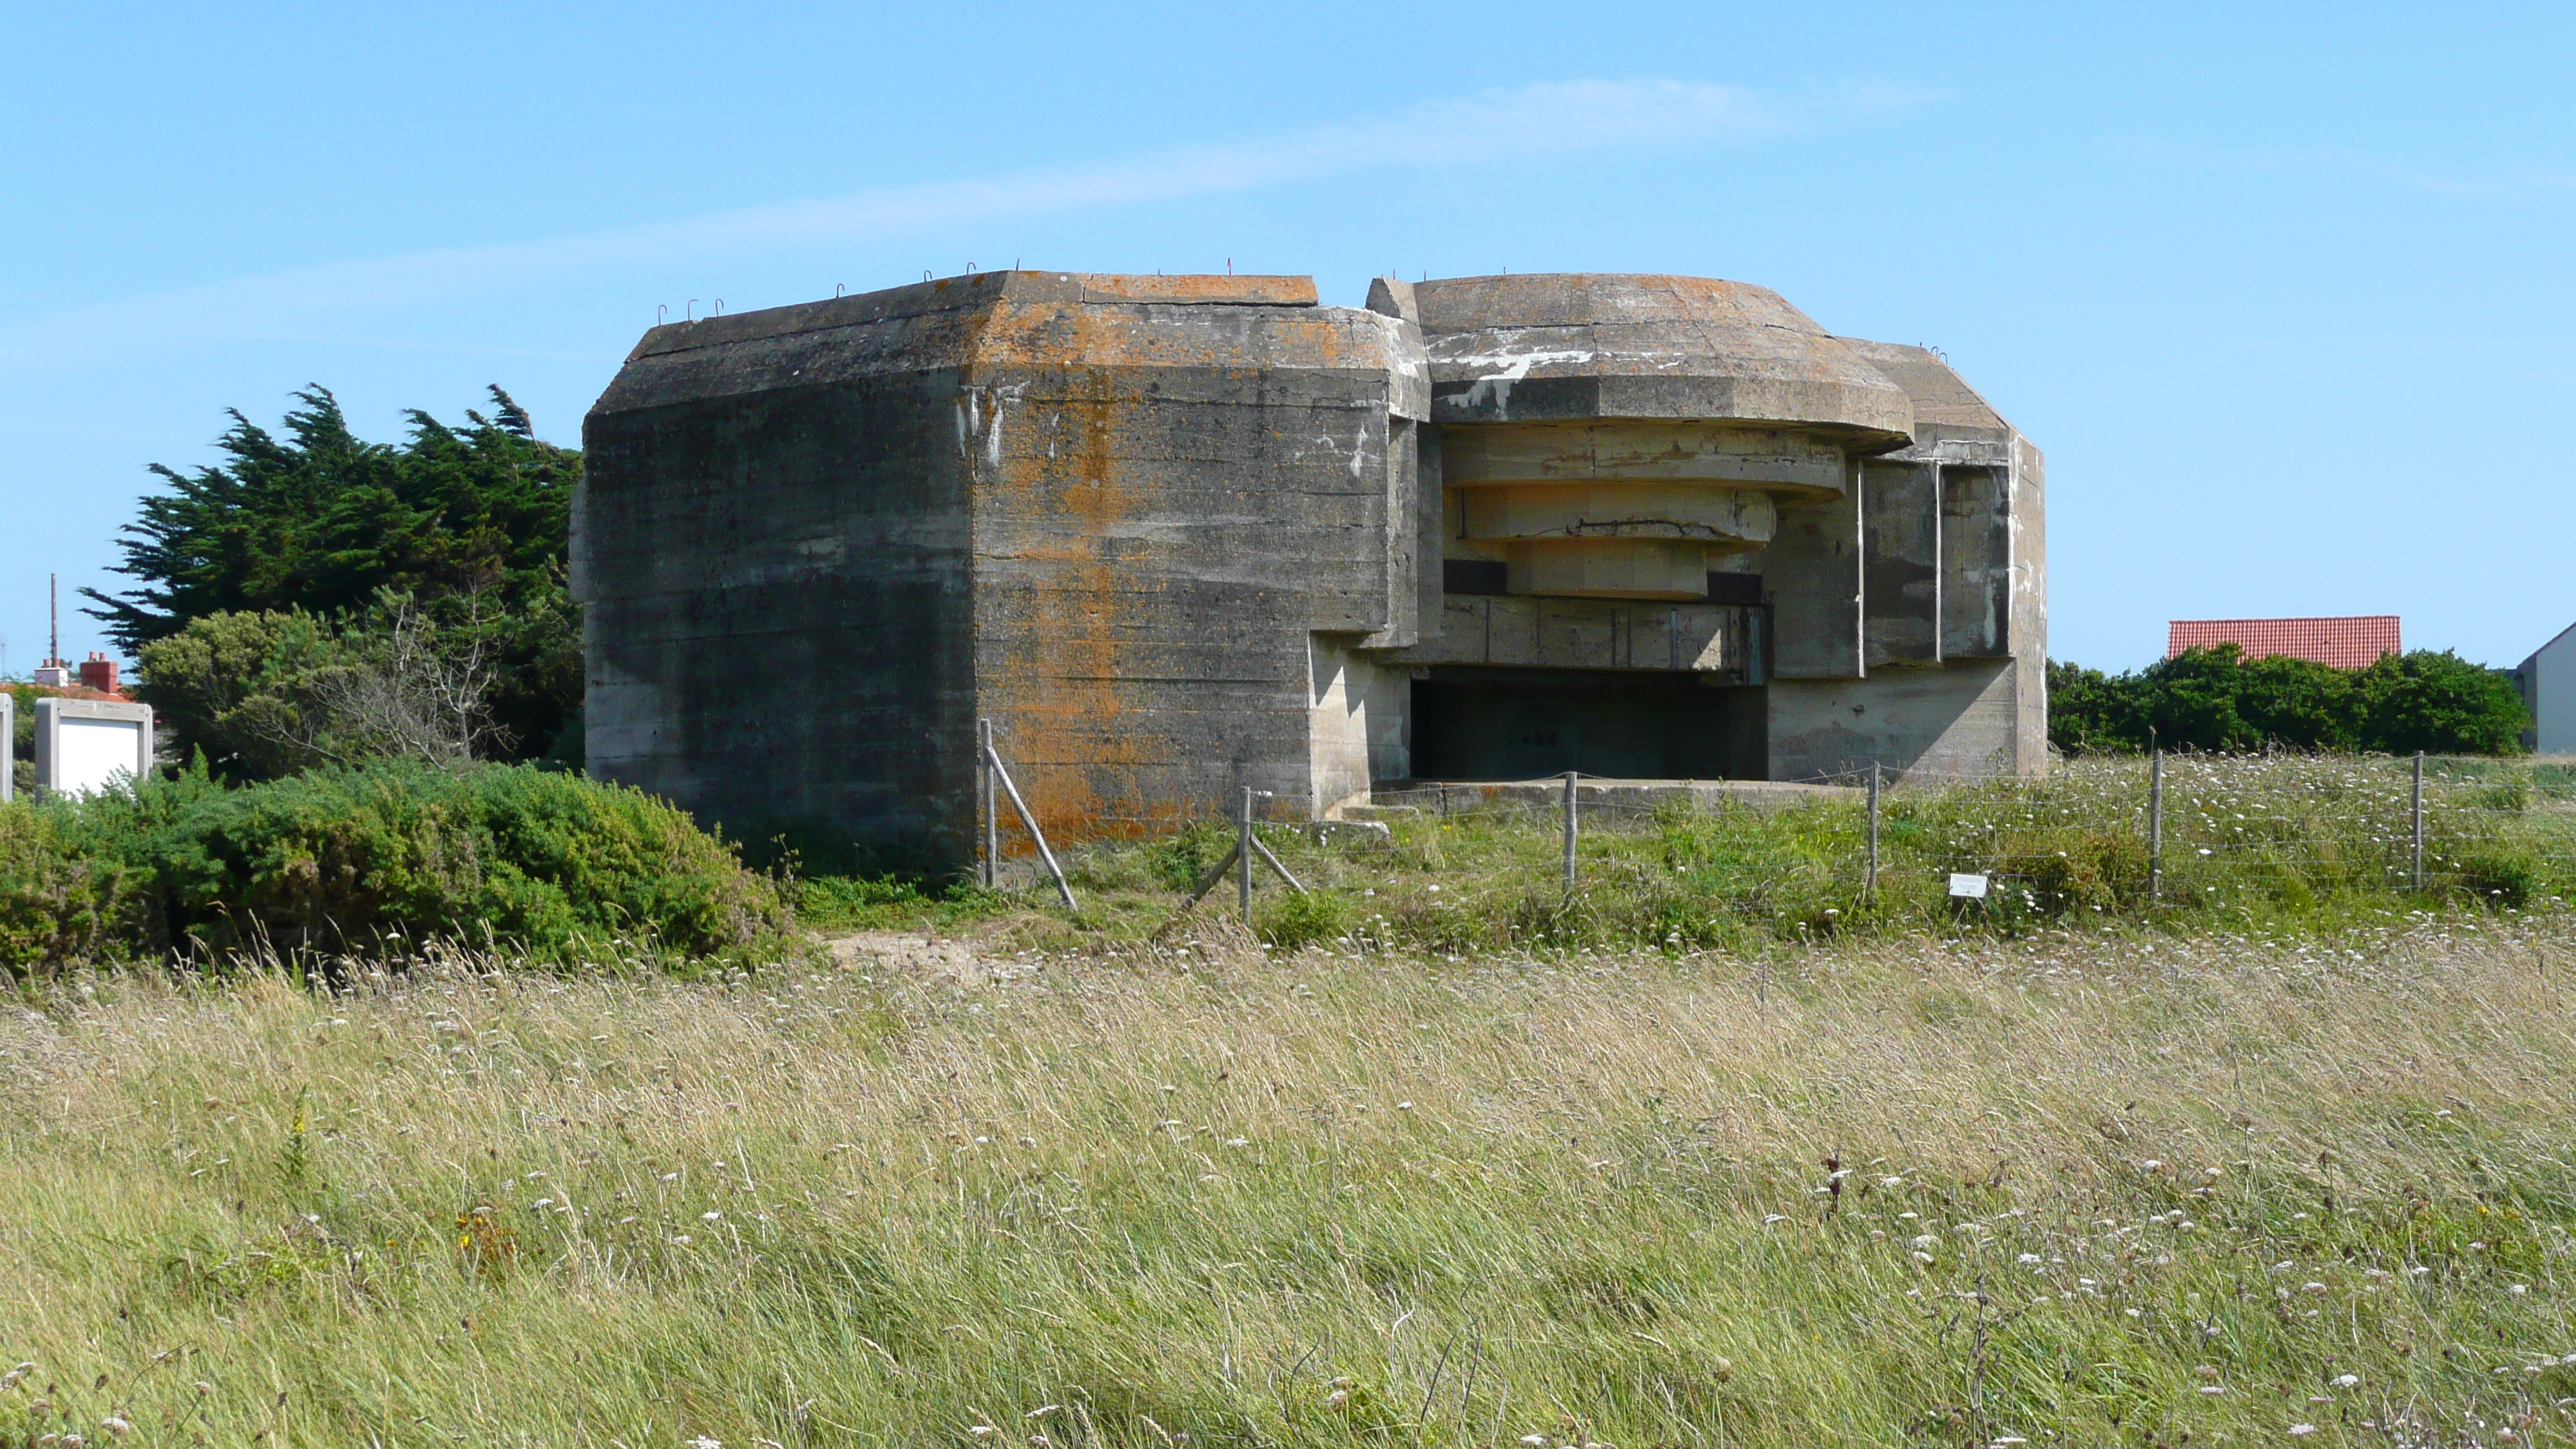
34;698;155;799
1947;872;1990;899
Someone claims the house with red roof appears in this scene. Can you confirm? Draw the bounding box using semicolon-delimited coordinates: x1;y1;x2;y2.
2166;616;2400;672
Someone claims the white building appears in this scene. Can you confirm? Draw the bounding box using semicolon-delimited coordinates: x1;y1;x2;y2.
2514;624;2576;753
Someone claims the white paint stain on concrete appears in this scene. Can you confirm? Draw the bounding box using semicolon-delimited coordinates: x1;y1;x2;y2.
1440;345;1598;420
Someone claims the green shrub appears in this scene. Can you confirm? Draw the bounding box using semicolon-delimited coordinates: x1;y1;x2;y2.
2050;646;2529;755
2357;649;2531;755
0;805;128;971
799;875;931;930
1138;821;1238;892
62;759;788;968
1255;888;1355;952
1985;826;2150;917
2443;846;2543;908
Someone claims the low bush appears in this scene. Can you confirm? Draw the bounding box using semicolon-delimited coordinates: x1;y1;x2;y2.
0;807;125;970
1254;886;1354;951
0;760;789;976
794;874;1005;933
797;875;934;930
2050;645;2529;755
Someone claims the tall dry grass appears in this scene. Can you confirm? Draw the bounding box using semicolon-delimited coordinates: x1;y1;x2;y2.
3;918;2574;1446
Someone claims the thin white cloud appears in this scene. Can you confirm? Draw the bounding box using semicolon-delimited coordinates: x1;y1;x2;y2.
4;78;1903;373
2120;137;2576;201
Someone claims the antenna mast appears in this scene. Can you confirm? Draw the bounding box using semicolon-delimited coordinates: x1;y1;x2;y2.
48;574;58;667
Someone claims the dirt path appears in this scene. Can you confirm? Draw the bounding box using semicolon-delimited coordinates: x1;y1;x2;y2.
820;930;995;984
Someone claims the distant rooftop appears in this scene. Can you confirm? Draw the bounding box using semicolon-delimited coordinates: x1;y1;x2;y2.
2167;616;2400;671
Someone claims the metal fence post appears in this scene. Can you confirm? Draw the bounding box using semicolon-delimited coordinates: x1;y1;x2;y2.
2147;748;2163;904
977;718;998;889
981;735;1077;911
1562;770;1579;891
1865;762;1881;904
1239;786;1256;926
2411;751;2425;891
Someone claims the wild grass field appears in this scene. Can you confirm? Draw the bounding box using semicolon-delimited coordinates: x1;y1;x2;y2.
5;909;2574;1447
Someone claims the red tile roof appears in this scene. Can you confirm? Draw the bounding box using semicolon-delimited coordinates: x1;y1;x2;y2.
2167;616;2400;671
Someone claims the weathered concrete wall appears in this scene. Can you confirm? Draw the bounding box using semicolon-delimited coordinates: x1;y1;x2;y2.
1827;338;2050;777
581;271;1430;868
961;283;1427;838
2008;435;2050;767
1308;638;1408;810
1413;274;1915;435
1940;466;2010;657
581;367;978;867
1379;595;1762;679
1765;476;1865;678
1768;659;2026;782
1862;460;1941;667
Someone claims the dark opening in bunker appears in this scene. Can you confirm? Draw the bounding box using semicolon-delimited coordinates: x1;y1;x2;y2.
1410;668;1767;780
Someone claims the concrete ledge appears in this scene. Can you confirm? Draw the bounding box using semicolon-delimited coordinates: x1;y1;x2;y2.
1372;777;1857;815
1304;820;1395;847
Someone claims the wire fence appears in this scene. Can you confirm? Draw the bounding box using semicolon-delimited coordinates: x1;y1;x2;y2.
971;721;2576;938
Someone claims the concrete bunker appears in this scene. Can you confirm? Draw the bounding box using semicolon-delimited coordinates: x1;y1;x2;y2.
577;270;2045;870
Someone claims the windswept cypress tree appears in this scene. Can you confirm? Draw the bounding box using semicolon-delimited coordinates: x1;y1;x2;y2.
84;387;584;765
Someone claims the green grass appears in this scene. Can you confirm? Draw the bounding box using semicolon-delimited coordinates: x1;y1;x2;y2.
3;919;2574;1444
821;754;2576;958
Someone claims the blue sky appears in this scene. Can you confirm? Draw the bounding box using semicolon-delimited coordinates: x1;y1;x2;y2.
5;2;2571;673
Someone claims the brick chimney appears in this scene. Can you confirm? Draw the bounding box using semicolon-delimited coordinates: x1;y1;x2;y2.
77;653;119;695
